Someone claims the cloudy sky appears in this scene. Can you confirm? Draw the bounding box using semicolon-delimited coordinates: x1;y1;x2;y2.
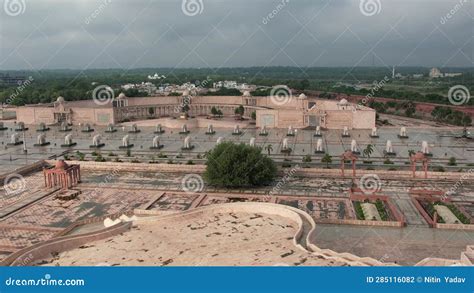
0;0;472;70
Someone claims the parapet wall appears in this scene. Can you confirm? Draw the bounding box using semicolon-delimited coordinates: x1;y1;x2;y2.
0;160;47;185
1;222;132;266
48;160;468;181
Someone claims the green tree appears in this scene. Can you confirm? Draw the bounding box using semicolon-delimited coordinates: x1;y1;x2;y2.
405;107;415;117
303;154;312;163
204;142;277;188
363;144;374;158
448;157;457;166
182;104;190;114
265;144;273;155
234;105;245;119
321;153;332;168
251;111;256;120
211;106;218;116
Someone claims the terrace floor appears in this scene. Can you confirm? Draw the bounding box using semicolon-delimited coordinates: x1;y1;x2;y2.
1;123;472;174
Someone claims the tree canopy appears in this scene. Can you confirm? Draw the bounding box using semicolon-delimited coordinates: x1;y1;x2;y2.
204;142;277;188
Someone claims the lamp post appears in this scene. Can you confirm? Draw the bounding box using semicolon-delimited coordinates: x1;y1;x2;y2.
22;132;27;154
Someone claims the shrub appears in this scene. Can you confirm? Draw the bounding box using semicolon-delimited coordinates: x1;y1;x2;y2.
302;155;312;163
383;158;394;165
94;154;106;162
353;201;365;220
204;142;277;188
433;166;445;172
375;199;389;221
448;157;457;166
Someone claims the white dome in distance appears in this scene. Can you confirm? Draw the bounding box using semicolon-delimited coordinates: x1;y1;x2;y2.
117;93;127;100
339;98;348;105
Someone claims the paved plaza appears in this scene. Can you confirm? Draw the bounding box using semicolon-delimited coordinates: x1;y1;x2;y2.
0;164;473;265
1;123;473;174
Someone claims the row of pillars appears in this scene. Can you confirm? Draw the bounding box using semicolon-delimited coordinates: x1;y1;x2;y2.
43;168;81;190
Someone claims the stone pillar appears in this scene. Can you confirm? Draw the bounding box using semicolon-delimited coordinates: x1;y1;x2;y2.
341;160;345;177
352;160;356;178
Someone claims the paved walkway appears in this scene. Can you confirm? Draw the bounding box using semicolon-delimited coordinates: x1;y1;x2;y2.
0;189;56;219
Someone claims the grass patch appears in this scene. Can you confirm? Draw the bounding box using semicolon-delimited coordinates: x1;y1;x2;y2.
353;201;365;220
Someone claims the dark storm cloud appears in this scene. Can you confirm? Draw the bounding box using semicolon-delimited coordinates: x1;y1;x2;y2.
0;0;472;69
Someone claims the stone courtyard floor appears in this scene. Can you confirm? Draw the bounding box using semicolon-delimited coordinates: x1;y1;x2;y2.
42;212;344;267
0;166;473;265
1;123;472;174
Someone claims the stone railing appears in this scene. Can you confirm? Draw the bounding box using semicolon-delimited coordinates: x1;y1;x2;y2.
45;160;206;173
45;160;469;181
0;160;47;185
1;222;132;266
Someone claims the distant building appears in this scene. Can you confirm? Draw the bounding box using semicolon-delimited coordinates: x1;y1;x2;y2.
429;68;443;78
444;73;462;78
14;92;375;130
429;68;462;78
147;73;166;80
121;82;157;95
